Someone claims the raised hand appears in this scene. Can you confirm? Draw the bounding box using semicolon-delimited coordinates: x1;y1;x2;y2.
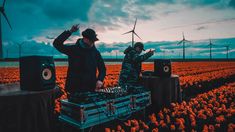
148;49;155;55
69;24;80;33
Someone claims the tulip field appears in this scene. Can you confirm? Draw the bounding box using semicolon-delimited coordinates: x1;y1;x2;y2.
0;61;235;131
104;82;235;132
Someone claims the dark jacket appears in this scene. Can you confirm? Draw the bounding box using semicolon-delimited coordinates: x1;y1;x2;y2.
53;31;106;93
119;46;153;86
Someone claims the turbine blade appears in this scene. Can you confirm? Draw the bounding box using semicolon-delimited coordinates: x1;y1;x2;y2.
3;0;6;7
122;30;132;35
133;31;142;40
185;40;192;43
177;40;183;45
2;11;12;30
133;18;137;30
212;44;218;47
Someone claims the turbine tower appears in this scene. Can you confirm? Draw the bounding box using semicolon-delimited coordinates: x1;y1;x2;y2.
123;18;141;47
177;32;191;59
0;0;12;59
223;45;230;59
16;42;25;58
207;39;215;60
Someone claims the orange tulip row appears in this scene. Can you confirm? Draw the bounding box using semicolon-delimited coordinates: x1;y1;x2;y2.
106;82;235;131
1;62;234;87
0;62;235;116
0;67;19;84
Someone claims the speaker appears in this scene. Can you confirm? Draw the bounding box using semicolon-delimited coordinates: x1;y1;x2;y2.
141;75;181;111
20;56;56;91
154;59;171;77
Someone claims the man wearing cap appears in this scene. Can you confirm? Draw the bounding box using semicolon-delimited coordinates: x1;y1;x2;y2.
119;42;154;87
53;24;106;94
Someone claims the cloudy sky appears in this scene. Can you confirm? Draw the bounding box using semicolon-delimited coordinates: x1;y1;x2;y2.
2;0;235;58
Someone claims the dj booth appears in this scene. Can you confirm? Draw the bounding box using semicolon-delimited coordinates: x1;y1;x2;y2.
4;56;181;131
59;59;182;131
0;83;58;132
59;86;151;130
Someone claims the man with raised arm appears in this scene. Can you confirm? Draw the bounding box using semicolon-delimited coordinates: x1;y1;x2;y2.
53;25;106;95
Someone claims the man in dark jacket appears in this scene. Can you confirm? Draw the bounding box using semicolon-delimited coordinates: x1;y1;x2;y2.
119;42;154;87
53;24;106;94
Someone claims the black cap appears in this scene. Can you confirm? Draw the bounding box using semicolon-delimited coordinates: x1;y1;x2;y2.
82;28;99;42
134;42;145;51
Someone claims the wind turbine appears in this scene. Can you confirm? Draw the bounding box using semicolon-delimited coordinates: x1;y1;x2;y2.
207;39;216;60
15;41;26;58
0;0;12;59
122;18;142;47
177;32;191;59
223;45;230;59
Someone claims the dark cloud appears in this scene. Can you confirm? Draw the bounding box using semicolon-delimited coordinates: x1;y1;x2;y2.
134;0;174;5
161;18;235;31
3;37;235;58
89;1;129;27
42;0;93;22
183;0;220;6
95;37;235;59
134;0;231;9
8;0;93;22
229;0;235;8
11;0;42;5
3;0;235;48
195;26;207;31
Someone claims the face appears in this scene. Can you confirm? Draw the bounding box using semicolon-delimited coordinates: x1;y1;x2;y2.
83;37;95;47
135;47;142;54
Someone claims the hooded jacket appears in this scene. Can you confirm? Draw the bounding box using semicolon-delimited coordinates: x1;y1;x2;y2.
53;31;106;93
119;46;153;86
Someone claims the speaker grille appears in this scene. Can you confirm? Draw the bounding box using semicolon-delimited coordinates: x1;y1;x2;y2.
163;65;170;72
42;68;52;81
154;59;172;77
20;56;55;91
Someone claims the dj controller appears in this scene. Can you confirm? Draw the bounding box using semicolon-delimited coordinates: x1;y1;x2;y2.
68;85;147;104
59;85;151;129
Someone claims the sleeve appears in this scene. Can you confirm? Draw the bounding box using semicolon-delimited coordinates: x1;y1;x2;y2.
97;52;106;82
130;51;154;63
53;30;73;55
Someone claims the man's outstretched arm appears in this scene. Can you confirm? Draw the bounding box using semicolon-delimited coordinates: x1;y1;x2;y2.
131;50;154;63
53;25;79;55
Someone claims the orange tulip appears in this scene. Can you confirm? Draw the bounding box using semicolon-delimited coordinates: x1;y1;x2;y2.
117;125;122;131
170;125;176;131
105;128;111;132
152;128;159;132
202;125;208;132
